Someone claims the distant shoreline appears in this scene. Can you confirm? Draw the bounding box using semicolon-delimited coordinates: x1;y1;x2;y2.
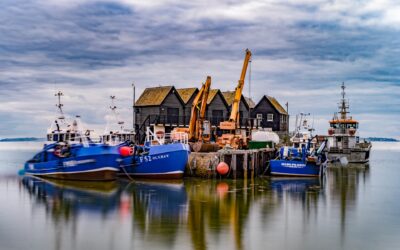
0;137;44;142
366;137;399;142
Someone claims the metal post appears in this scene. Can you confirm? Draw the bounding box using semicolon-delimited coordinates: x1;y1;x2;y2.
132;83;136;129
286;102;289;134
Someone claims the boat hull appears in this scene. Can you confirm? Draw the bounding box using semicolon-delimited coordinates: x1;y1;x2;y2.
328;149;370;164
270;160;322;177
119;143;190;179
25;167;118;181
24;145;121;181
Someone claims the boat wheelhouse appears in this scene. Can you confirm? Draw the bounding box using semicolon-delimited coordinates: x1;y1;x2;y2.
101;96;135;145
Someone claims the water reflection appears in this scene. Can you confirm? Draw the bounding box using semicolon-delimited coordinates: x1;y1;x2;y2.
125;180;188;247
326;164;370;244
18;165;370;250
21;177;121;220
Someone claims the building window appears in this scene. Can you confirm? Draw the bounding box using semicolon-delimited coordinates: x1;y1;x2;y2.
267;113;274;122
211;110;223;125
256;113;263;119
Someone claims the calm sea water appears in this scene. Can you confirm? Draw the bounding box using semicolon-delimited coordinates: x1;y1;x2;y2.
1;141;399;250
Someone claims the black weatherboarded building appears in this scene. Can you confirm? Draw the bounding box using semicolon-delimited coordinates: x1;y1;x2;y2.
251;95;289;133
205;89;230;126
134;86;186;141
134;85;289;142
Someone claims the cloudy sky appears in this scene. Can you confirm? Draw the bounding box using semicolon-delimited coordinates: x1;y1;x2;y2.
0;0;399;139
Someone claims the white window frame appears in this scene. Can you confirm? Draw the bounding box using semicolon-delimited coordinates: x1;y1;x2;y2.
267;113;274;122
256;113;263;119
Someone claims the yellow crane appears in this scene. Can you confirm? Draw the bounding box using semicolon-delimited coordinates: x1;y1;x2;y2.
217;49;252;149
172;76;213;147
188;76;211;142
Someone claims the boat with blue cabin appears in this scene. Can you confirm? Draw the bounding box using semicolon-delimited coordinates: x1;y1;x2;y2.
119;128;190;179
269;112;326;177
24;91;123;181
269;137;328;177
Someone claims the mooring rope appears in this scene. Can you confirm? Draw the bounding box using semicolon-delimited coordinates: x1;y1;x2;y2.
119;163;134;181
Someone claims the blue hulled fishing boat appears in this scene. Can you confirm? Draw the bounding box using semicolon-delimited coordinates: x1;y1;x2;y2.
23;91;122;181
119;128;190;179
270;138;328;177
24;142;123;181
99;97;190;179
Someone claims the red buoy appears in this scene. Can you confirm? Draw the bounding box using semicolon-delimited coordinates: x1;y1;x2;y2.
119;146;133;157
216;162;229;175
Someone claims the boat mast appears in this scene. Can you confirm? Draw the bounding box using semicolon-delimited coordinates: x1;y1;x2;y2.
339;82;349;120
55;91;65;120
110;96;124;130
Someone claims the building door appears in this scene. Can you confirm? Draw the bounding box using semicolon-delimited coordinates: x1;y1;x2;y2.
167;108;179;124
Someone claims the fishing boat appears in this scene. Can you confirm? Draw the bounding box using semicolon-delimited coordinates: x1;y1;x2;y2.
269;138;328;177
326;83;371;164
23;91;123;181
119;128;190;179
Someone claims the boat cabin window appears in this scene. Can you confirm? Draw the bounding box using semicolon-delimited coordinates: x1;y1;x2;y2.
330;123;358;129
28;153;42;163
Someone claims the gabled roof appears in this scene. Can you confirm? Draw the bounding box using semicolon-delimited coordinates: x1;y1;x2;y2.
244;97;256;109
176;88;198;105
206;89;229;107
135;86;174;106
221;91;235;106
221;91;250;109
206;89;219;105
257;95;288;115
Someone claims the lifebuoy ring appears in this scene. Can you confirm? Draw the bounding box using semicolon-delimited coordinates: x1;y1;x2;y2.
54;148;61;157
156;131;164;139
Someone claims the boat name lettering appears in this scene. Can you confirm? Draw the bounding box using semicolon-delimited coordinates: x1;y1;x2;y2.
281;162;306;168
63;159;96;167
139;154;169;163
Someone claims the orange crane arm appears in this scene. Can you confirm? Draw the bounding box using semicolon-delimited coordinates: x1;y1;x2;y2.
188;83;205;140
229;49;252;122
199;76;211;120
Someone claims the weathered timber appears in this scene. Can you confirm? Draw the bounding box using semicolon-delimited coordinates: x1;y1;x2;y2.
185;148;275;179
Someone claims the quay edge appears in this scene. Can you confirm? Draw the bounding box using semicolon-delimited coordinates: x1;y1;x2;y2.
185;148;276;179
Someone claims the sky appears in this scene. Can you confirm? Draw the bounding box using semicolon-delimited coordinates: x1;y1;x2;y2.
0;0;399;139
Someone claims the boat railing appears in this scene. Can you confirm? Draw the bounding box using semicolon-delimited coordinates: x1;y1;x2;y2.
145;127;188;145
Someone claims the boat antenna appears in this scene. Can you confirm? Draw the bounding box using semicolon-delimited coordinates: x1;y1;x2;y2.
55;91;65;120
311;115;315;133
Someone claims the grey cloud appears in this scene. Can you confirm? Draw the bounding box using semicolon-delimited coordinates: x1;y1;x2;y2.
0;0;399;138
